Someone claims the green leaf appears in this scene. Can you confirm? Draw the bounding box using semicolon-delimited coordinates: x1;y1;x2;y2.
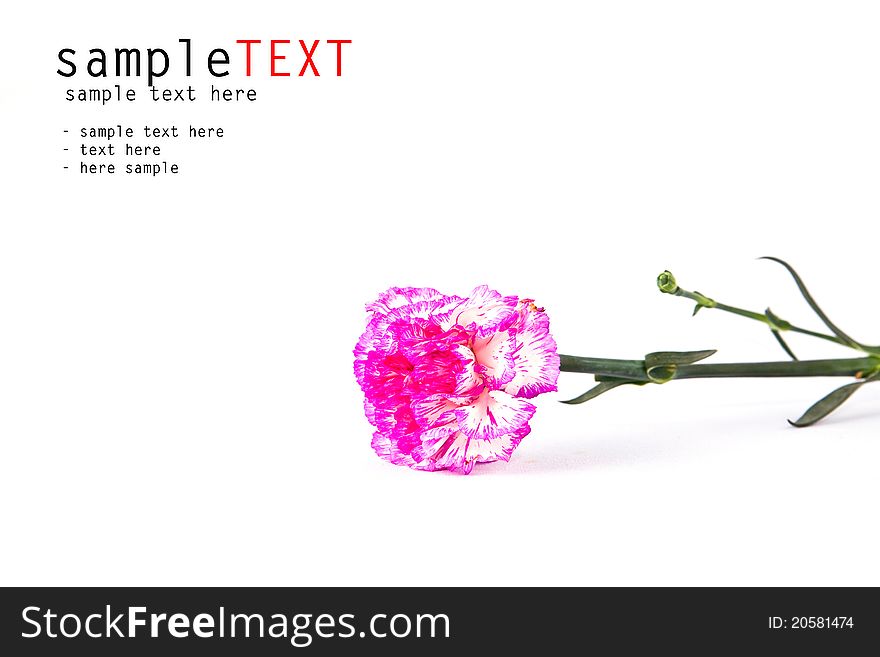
764;307;798;359
764;307;792;331
560;380;639;404
761;257;863;351
789;370;880;427
788;381;865;427
645;350;718;366
645;349;717;383
770;330;798;360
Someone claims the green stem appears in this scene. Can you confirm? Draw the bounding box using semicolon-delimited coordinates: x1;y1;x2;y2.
558;355;649;380
670;287;850;349
675;358;877;380
559;354;880;383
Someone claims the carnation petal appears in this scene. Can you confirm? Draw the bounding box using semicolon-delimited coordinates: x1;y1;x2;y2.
454;389;536;441
413;422;533;471
371;432;436;471
354;294;463;366
459;424;532;464
447;285;519;337
411;426;476;474
505;309;561;398
472;331;516;388
411;394;460;428
366;287;446;314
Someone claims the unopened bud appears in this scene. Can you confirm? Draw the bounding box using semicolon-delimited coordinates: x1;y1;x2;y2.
657;271;679;294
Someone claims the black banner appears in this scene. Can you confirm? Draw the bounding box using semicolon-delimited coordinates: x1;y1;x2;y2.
1;587;878;654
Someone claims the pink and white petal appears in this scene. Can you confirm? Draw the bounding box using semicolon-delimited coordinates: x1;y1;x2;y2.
505;311;560;398
353;314;397;363
388;404;425;450
397;325;469;361
462;423;532;465
410;394;460;428
410;385;484;428
454;389;536;442
451;345;483;394
445;285;520;338
372;432;436;471
412;426;475;474
354;296;464;363
471;332;516;388
390;296;464;320
355;350;411;412
363;397;378;426
366;287;445;315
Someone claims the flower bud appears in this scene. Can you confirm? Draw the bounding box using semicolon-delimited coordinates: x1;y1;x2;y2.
657;271;679;294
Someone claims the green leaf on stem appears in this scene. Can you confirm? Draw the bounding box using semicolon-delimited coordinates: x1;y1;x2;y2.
765;307;798;359
760;257;863;351
770;330;799;360
560;380;641;404
788;372;879;427
788;381;865;427
645;349;717;383
764;307;792;332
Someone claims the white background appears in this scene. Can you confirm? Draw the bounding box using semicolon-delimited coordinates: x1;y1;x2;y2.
1;1;879;586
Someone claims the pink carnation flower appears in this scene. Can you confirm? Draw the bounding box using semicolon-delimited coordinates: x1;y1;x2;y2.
354;286;560;474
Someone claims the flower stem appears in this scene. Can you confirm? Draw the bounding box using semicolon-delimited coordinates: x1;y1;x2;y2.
558;354;880;383
558;355;649;380
657;274;851;349
674;357;878;380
